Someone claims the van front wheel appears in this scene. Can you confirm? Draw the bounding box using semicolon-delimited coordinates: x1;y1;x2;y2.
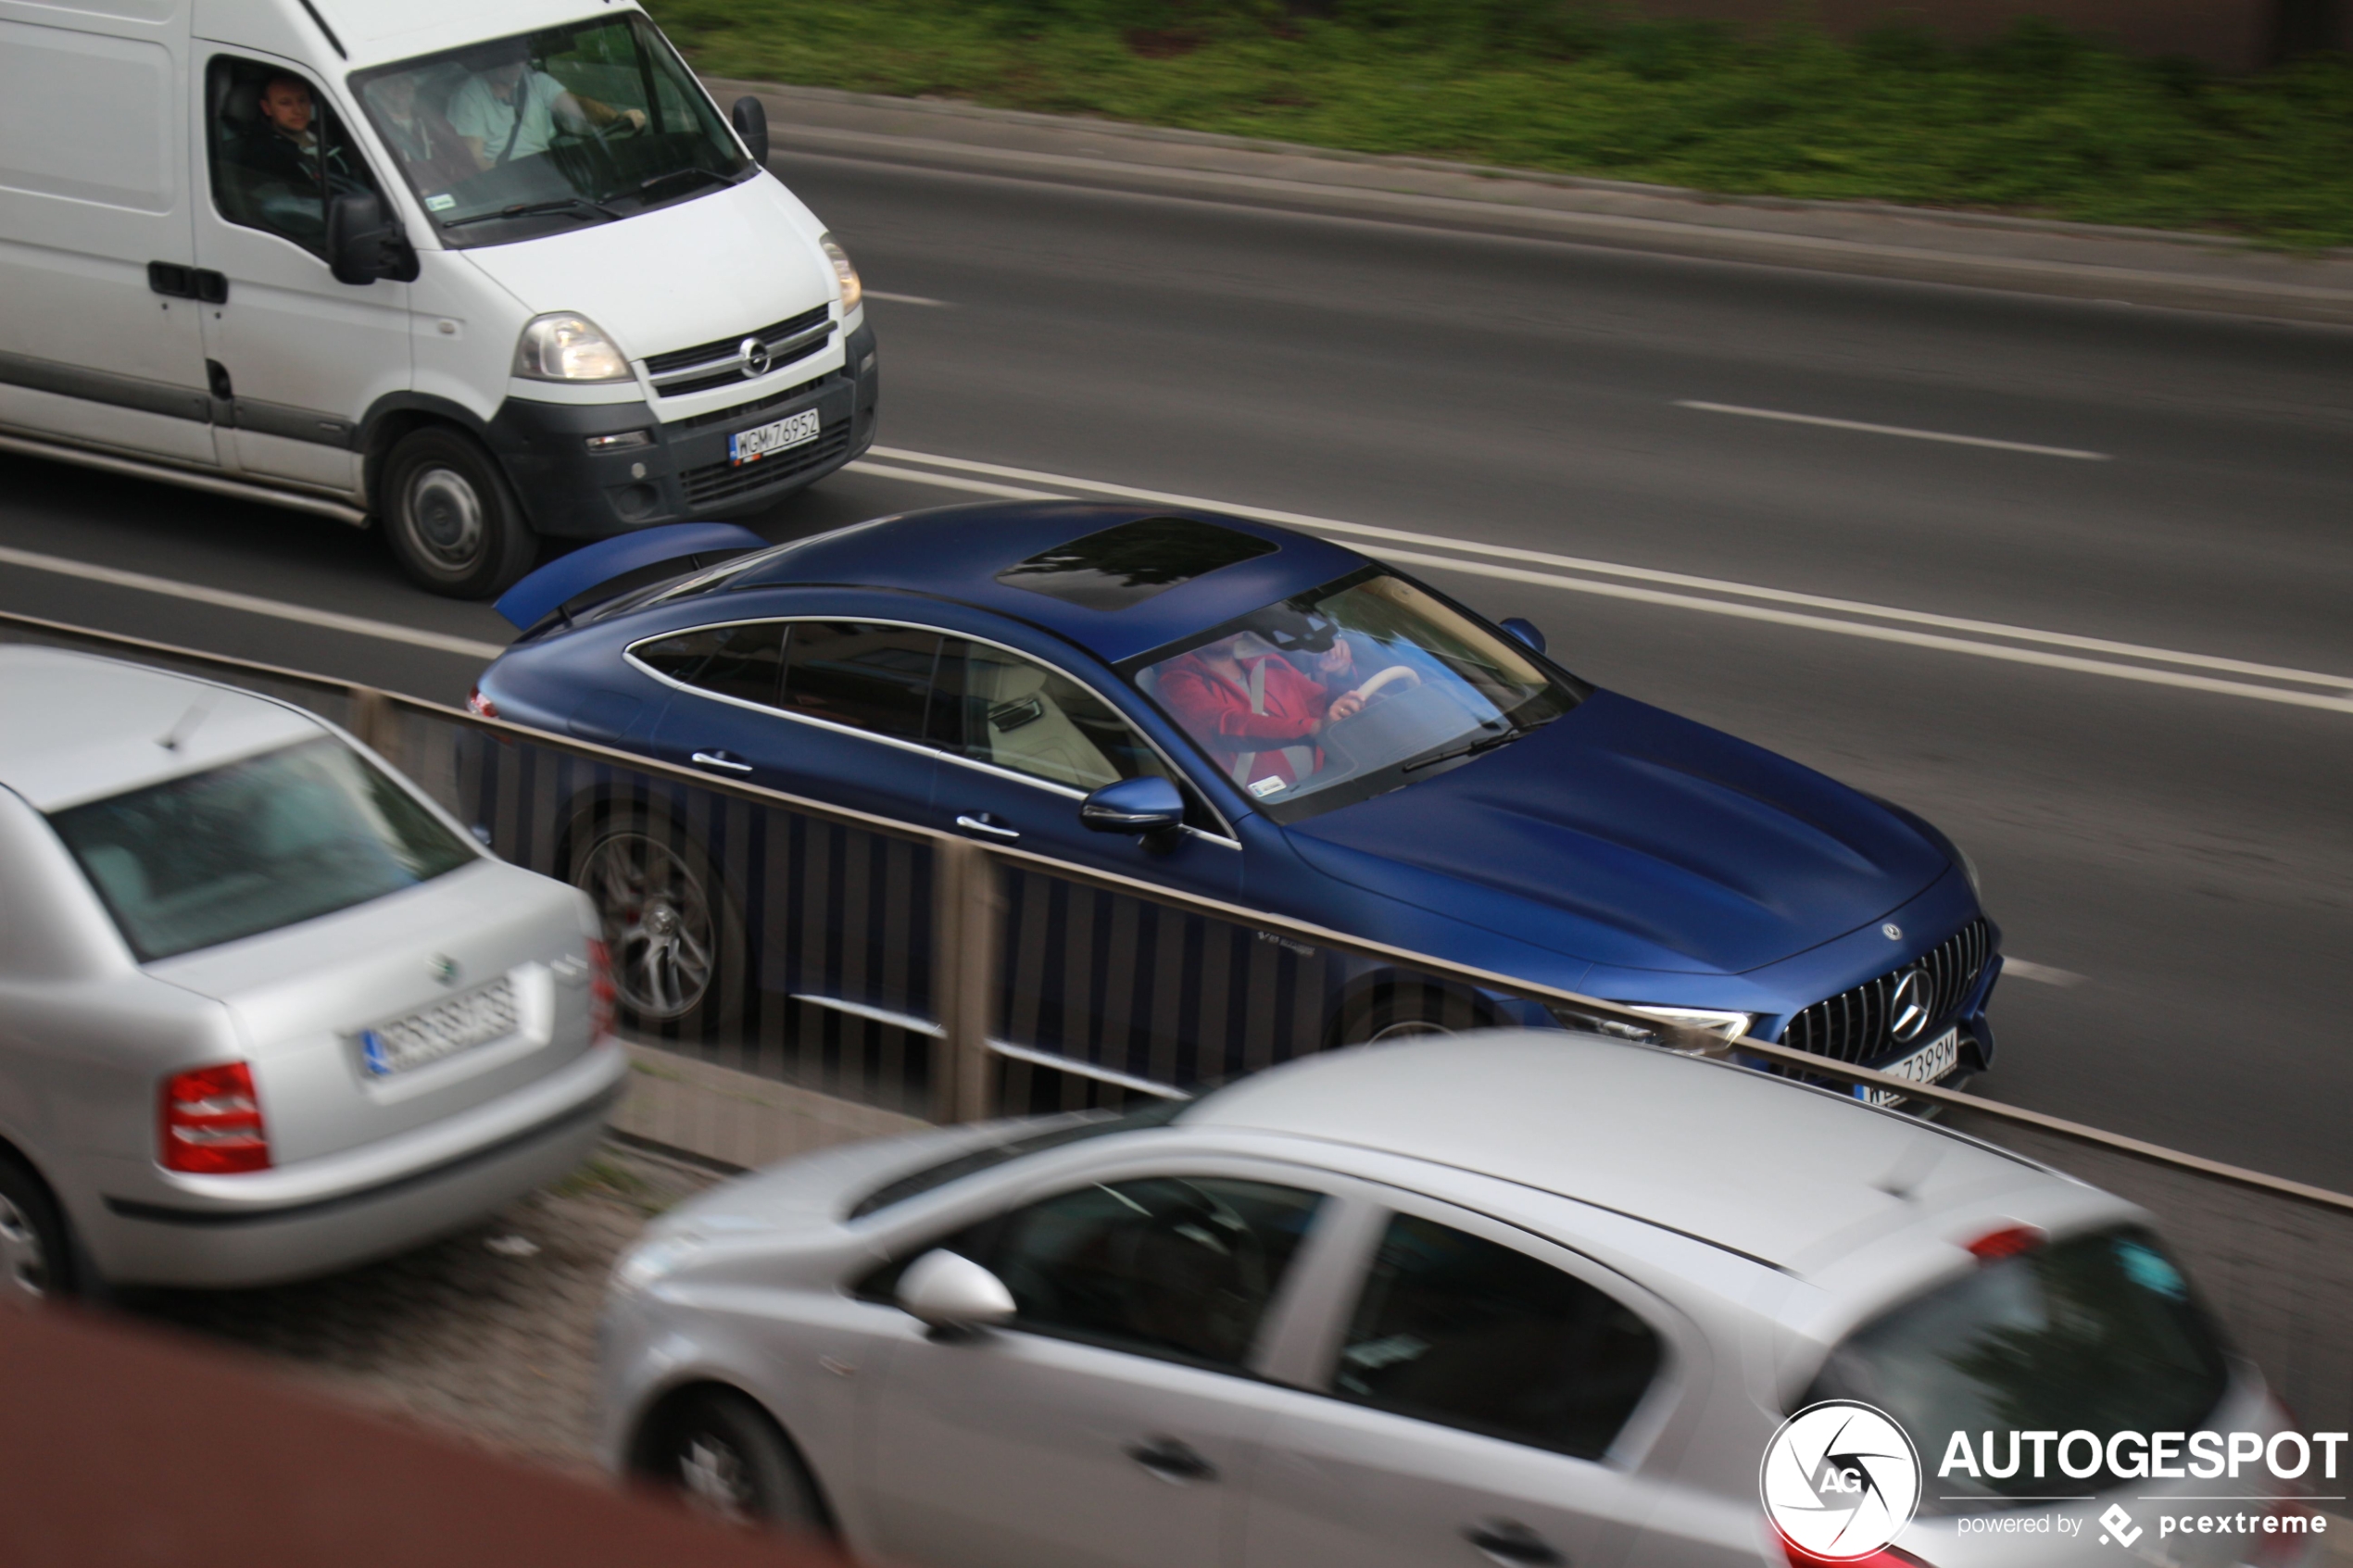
382;428;538;598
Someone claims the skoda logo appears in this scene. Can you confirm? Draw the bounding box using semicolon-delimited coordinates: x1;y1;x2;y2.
738;335;771;378
1760;1400;1920;1561
428;954;461;986
1889;968;1933;1042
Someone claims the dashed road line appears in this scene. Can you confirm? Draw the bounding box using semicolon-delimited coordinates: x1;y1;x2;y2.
1675;400;2111;461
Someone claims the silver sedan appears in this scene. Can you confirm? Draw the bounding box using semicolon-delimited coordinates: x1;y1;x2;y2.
601;1031;2310;1568
0;647;627;1297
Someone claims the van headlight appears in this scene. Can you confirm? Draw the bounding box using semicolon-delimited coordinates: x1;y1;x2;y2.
513;313;632;383
820;233;862;313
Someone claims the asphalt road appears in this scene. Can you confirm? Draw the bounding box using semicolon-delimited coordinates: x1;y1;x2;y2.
4;148;2349;1187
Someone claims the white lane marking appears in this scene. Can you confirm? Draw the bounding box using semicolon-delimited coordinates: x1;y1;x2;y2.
863;445;2353;695
843;460;1060;499
863;291;950;307
1675;400;2111;461
0;544;508;659
2006;960;2087;987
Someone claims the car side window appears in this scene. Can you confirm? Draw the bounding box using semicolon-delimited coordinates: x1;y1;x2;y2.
632;621;786;706
1334;1212;1661;1461
869;1176;1324;1372
206;56;384;257
931;639;1176;795
778;621;942;744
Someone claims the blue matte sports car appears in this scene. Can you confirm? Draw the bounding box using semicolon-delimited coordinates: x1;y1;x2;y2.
470;501;2001;1097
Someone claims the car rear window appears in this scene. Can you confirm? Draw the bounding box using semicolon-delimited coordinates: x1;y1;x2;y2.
1806;1225;2231;1509
50;737;477;961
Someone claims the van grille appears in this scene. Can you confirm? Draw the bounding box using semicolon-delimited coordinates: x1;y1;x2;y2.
1778;918;1992;1066
669;372;838;434
645;305;833;398
680;425;850;507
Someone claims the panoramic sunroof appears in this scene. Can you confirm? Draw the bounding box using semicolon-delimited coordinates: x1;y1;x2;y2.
995;517;1277;611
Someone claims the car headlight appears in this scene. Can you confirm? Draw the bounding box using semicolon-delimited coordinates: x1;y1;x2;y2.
612;1232;705;1292
820;232;862;314
1550;1002;1755;1049
513;313;632;383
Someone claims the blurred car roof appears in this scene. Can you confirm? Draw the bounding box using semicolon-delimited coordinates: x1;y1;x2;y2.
724;501;1372;665
1183;1031;2053;1271
0;647;321;811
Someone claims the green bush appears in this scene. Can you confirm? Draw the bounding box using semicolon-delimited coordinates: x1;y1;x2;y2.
652;0;2353;246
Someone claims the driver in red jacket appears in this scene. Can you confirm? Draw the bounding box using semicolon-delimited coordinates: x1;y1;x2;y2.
1155;633;1366;796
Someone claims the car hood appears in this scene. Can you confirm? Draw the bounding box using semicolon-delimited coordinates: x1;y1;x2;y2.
1285;690;1947;974
457;178;834;366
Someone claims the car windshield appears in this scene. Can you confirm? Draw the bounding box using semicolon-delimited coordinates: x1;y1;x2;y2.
847;1098;1190;1220
1806;1225;2233;1511
48;737;478;961
1128;571;1583;822
351;14;751;250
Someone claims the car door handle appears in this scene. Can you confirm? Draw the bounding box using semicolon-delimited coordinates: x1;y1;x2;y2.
954;813;1021;840
1464;1521;1566;1567
690;751;754;773
1125;1436;1216;1484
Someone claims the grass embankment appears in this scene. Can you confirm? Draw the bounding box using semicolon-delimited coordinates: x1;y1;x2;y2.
651;0;2353;248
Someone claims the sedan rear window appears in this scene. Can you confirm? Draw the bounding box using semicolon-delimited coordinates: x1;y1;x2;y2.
1806;1225;2231;1509
50;737;477;960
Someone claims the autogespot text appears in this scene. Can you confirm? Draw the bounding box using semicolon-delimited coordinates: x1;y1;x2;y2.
1938;1430;2349;1483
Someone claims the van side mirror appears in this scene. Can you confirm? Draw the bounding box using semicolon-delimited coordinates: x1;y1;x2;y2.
731;95;771;167
895;1249;1015;1338
1500;617;1546;654
1080;776;1186;840
326;191;418;286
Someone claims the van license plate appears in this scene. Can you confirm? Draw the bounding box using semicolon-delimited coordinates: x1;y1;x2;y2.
360;980;518;1078
1862;1025;1959;1108
729;408;820;466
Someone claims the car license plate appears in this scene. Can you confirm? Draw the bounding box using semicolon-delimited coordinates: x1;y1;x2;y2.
1862;1025;1959;1108
360;980;518;1078
728;408;820;466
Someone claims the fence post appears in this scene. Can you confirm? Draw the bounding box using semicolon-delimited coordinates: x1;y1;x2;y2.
931;837;1000;1124
346;685;397;766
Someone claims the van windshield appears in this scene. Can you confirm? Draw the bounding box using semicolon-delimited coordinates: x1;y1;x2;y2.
1806;1226;2233;1511
49;737;478;961
353;15;752;250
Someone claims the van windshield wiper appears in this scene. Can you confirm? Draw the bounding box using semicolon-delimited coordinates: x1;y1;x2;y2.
636;167;732;201
442;196;620;231
1400;717;1553;775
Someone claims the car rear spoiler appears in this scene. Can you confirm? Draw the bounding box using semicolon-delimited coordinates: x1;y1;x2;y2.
493;523;771;632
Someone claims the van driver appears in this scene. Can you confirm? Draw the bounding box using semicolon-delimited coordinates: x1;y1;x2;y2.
446;44;648;170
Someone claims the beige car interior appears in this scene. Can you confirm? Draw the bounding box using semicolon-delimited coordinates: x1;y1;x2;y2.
968;653;1120;792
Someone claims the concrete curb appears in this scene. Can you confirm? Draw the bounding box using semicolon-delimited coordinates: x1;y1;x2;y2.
708;76;2353;327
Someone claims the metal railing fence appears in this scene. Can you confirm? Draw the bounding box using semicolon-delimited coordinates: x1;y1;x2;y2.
4;609;2347;1442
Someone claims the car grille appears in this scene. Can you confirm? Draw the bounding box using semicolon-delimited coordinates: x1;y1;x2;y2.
669;371;838;433
680;424;851;507
644;305;833;398
1778;918;1992;1066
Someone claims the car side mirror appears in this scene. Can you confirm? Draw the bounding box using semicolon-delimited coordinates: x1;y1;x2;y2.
895;1248;1015;1338
1079;776;1186;839
731;94;771;167
326;190;418;286
1500;617;1546;654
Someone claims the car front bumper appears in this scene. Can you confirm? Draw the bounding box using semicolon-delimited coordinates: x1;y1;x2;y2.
488;321;879;539
82;1041;629;1289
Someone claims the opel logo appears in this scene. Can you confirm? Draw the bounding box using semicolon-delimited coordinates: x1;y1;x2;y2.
738;335;771;378
1888;968;1933;1042
428;954;461;986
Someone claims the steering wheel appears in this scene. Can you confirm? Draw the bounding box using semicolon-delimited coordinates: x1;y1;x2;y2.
1346;665;1423;709
586;111;649;144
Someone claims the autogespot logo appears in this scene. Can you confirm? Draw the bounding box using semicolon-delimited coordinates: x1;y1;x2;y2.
1762;1400;1924;1561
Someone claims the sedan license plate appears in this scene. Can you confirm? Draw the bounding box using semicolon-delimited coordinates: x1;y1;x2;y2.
360;980;517;1078
1862;1025;1959;1108
728;408;820;466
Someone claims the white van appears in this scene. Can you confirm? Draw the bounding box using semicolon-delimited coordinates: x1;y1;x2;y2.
0;0;877;596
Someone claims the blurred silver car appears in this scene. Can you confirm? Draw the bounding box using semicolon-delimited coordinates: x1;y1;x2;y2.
0;647;627;1297
601;1032;2317;1568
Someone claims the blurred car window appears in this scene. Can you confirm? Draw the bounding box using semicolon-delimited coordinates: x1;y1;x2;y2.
47;737;476;960
632;621;786;706
776;621;940;744
931;639;1174;794
1806;1225;2230;1506
848;1101;1189;1221
1334;1212;1662;1461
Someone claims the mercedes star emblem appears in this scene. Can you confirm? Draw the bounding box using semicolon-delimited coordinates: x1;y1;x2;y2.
1881;923;1903;941
1888;968;1933;1042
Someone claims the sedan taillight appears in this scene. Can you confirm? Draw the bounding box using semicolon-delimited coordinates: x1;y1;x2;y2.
465;686;498;720
586;939;618;1041
160;1061;271;1173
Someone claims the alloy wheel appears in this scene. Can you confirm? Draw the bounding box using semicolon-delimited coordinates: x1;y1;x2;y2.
582;831;717;1020
0;1193;49;1303
678;1433;756;1524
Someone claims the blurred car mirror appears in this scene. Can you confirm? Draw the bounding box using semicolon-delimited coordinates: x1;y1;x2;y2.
895;1248;1016;1337
730;94;770;167
1078;776;1186;838
1499;617;1546;654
